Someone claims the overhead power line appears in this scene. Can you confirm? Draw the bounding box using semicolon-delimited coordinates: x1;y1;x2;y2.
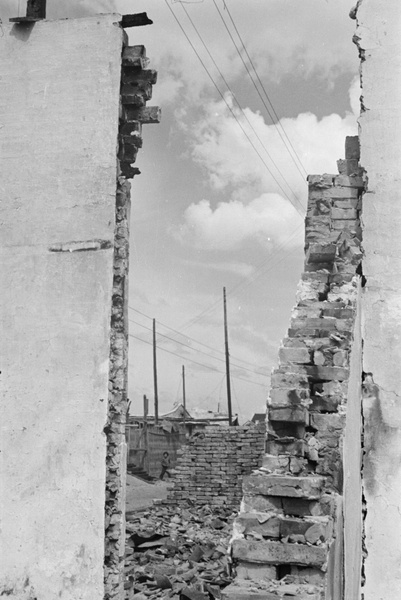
129;332;267;388
212;0;308;180
129;306;262;369
179;1;303;205
129;317;267;378
164;0;304;217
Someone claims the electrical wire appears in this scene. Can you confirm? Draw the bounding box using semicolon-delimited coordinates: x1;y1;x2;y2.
129;306;261;369
164;0;305;217
179;1;303;204
129;317;268;378
212;0;308;180
129;332;267;388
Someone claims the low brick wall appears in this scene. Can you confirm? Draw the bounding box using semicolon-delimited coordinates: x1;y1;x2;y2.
165;424;265;509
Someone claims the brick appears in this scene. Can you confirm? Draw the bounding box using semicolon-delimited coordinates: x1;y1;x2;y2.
345;135;360;160
307;174;335;188
306;243;336;264
333;174;364;188
236;562;277;581
236;514;281;538
331;207;358;219
332;197;360;209
262;454;290;471
269;407;308;423
243;474;325;499
279;346;311;364
301;271;330;283
288;365;349;381
290;317;336;330
270;371;309;389
269;387;310;407
266;438;306;456
337;157;360;175
232;539;327;567
242;495;283;514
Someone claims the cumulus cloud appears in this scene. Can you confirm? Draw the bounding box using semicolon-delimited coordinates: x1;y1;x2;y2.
118;0;357;106
173;78;358;251
175;194;302;250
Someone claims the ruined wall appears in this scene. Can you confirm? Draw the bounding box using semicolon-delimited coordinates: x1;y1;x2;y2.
165;424;265;509
0;15;159;600
0;16;123;599
355;1;401;597
223;139;365;600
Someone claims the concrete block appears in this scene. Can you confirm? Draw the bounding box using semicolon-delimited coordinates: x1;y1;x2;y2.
266;438;306;456
269;407;308;423
289;365;349;381
236;514;281;538
242;495;283;514
307;174;335;188
306;243;337;264
279;346;311;364
333;174;364;188
268;388;310;408
236;562;277;581
243;474;325;499
345;135;360;160
262;454;290;471
331;207;358;219
232;539;327;567
271;370;309;389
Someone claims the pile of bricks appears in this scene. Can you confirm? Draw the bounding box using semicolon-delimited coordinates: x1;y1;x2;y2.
104;38;160;599
223;137;365;600
165;424;265;509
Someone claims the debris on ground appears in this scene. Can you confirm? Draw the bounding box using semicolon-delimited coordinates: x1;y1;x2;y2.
124;503;236;599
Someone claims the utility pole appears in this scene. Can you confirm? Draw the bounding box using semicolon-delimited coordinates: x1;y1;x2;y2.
143;394;149;473
223;287;233;426
153;319;159;424
182;365;186;411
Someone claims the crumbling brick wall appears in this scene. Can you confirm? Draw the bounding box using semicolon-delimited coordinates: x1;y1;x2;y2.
223;137;365;600
165;424;265;509
104;40;159;600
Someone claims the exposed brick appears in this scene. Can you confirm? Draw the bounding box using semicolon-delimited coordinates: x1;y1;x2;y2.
232;539;327;567
279;346;311;364
243;474;325;499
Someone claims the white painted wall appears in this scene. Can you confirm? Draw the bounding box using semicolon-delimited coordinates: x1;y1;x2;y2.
0;15;123;599
357;1;401;597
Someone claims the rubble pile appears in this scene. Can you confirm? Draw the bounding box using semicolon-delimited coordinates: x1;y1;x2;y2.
124;503;237;600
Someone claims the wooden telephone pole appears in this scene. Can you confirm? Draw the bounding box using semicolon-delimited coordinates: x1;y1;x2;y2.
153;319;159;424
223;287;233;426
182;365;186;410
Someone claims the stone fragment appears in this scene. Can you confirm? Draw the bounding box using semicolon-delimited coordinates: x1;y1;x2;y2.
236;562;277;581
269;407;308;423
243;474;325;499
236;514;281;538
232;539;327;567
279;346;311;364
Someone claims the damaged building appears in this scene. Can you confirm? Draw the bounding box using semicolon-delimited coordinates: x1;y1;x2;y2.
0;0;400;599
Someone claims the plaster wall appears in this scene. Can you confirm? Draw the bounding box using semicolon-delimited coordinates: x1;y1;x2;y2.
343;280;362;600
357;0;401;597
0;16;123;599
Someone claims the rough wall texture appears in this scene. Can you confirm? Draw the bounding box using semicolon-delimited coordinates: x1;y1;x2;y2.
355;1;401;598
223;139;365;600
0;15;159;600
0;16;123;600
165;424;265;509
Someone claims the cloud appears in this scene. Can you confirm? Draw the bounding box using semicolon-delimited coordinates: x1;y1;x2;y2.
118;0;358;106
175;194;302;250
174;79;358;251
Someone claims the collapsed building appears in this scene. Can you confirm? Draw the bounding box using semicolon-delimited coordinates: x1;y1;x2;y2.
0;0;400;599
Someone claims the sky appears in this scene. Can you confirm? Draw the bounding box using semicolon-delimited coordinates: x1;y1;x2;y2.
4;0;361;421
